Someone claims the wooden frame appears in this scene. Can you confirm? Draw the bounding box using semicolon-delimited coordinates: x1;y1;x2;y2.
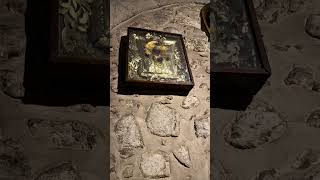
211;0;271;96
122;27;194;94
49;0;109;65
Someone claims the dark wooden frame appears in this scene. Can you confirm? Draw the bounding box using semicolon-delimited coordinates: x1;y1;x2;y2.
122;27;194;94
49;0;109;65
211;0;271;96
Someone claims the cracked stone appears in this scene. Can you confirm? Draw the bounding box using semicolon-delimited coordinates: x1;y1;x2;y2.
292;149;318;169
306;14;320;39
224;111;287;149
67;104;96;113
34;161;81;180
0;138;31;179
146;103;180;137
27;118;98;150
173;145;192;168
194;115;210;138
114;114;144;158
122;164;134;178
0;70;24;98
140;150;170;178
284;66;315;90
181;95;200;109
306;109;320;128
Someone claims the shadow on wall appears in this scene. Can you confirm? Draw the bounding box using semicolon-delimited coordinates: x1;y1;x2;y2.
23;0;109;106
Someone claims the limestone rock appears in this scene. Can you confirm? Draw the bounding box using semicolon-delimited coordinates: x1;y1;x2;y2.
306;14;320;39
224;111;287;149
181;95;200;109
194;115;210;139
146;103;180;137
140;150;170;178
173;145;192;168
114;114;144;158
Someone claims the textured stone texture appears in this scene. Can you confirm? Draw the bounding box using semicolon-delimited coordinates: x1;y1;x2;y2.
146;103;180;137
194;115;210;139
173;145;192;168
181;95;200;109
140;150;170;178
114;114;144;158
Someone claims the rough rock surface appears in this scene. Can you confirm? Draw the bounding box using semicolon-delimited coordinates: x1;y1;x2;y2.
140;150;171;178
224;111;287;149
146;103;180;137
173;145;192;168
114;114;144;158
181;95;200;109
194;115;210;138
